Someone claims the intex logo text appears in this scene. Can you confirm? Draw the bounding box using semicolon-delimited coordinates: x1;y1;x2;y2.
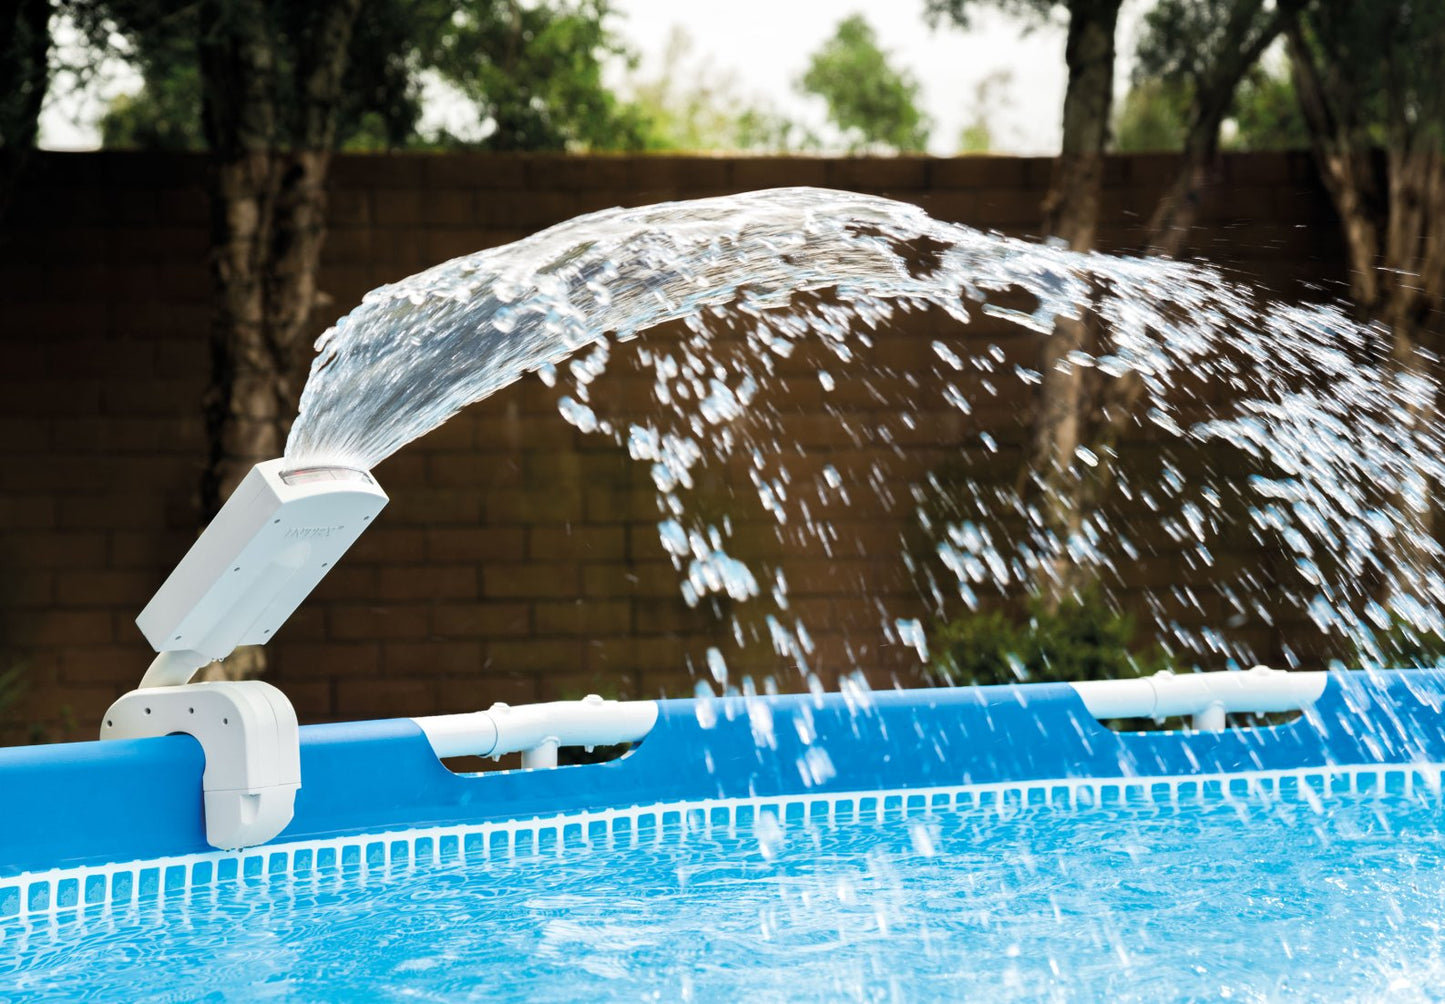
284;525;346;540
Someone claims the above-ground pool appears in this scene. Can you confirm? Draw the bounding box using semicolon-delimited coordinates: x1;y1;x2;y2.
4;668;1444;1000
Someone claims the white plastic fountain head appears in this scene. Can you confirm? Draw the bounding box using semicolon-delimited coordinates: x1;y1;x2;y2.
98;459;387;850
135;459;388;687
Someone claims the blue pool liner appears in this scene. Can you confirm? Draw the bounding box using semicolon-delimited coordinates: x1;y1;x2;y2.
2;669;1443;878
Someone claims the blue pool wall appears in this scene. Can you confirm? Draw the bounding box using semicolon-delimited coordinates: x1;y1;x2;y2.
2;669;1444;877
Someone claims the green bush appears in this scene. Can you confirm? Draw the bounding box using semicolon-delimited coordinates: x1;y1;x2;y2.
1353;618;1445;669
929;592;1173;686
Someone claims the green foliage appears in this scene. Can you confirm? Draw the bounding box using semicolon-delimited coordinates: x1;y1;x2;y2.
622;28;812;153
100;56;202;149
955;69;1012;154
425;0;649;152
1113;77;1187;152
0;663;24;717
1298;0;1445;152
93;0;652;152
799;15;930;154
1115;62;1309;155
1226;65;1308;151
1353;618;1445;670
1126;0;1310;151
923;0;1062;31
929;592;1172;686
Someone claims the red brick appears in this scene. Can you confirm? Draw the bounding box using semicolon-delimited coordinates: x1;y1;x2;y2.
433;673;539;712
581;560;682;599
384;487;484;525
932;156;1048;190
282;681;335;719
731;158;831;189
422;228;490;265
327;190;371;225
537;669;639;702
374;564;478;601
426;453;523;487
58;646;141;686
2;531;109;570
382;640;485;676
372;189;424;226
329;604;430;640
535;600;632;636
529;525;626;561
425;526;526;562
27;610;115;646
54;570;154;607
0;496;55;528
348;527;426;563
336;678;435;716
433;602;531;638
484;639;585;673
827;157;929;192
424;154;527;190
273;641;381;679
482;563;581;599
485;488;584;523
329;153;427;189
633;598;717;634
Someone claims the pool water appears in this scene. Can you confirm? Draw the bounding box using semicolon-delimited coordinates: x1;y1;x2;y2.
4;784;1443;1002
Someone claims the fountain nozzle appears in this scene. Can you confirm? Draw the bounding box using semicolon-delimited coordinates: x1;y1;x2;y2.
135;458;388;687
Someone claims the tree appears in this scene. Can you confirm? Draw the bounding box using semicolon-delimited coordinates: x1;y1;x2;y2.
928;0;1312;637
800;14;931;154
96;0;650;153
1065;0;1308;563
957;69;1012;153
1113;77;1188;152
1286;0;1445;606
625;27;811;152
1227;64;1309;151
0;0;53;221
1114;62;1311;156
929;0;1123;609
1132;0;1307;258
419;0;649;151
62;0;651;683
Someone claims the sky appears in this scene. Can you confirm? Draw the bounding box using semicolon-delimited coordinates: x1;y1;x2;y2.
608;0;1072;155
39;0;1149;155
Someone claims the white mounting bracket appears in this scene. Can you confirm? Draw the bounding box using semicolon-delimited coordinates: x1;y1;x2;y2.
413;694;659;768
1070;666;1327;732
100;680;301;850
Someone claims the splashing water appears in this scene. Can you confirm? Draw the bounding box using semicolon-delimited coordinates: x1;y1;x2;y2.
284;186;1445;678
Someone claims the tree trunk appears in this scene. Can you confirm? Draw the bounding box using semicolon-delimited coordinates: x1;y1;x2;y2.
0;0;51;224
1027;0;1122;608
1077;0;1306;507
195;0;360;679
1285;21;1382;315
1288;17;1445;613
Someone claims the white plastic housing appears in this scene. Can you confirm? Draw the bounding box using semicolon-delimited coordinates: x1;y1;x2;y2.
137;460;387;666
101;680;301;850
413;694;659;766
1070;666;1327;731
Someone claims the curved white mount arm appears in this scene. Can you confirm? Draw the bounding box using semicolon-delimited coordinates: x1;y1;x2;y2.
413;695;660;769
110;459;385;849
100;680;301;850
1070;665;1327;732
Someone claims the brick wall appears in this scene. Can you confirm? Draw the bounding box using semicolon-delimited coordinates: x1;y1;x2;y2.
0;151;1346;743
